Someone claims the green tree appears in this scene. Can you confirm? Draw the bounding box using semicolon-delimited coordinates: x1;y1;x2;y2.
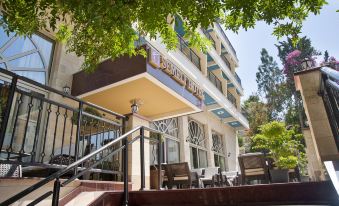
324;50;329;62
252;121;303;169
243;94;268;137
256;48;287;121
0;0;327;71
276;37;320;127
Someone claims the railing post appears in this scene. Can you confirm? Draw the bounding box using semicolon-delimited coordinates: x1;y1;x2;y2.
157;135;162;190
52;178;60;206
123;126;129;206
140;127;145;191
0;75;17;150
74;101;83;175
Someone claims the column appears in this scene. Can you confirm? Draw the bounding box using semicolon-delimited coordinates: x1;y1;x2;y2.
178;116;191;165
126;113;151;190
204;123;214;167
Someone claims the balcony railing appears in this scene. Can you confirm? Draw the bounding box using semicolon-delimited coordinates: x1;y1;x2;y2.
0;68;126;181
227;91;237;108
177;34;201;70
320;67;339;150
235;72;242;86
202;29;216;49
215;22;237;59
221;55;231;69
208;71;223;93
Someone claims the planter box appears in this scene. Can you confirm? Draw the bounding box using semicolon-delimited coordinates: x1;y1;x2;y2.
270;169;289;183
150;169;165;189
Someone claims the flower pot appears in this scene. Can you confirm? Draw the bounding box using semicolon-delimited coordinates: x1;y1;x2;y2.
300;175;310;182
270;169;289;183
150;169;165;189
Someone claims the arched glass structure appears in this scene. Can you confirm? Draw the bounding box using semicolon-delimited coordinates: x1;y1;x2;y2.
0;28;54;84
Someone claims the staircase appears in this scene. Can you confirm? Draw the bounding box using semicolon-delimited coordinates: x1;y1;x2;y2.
88;181;338;206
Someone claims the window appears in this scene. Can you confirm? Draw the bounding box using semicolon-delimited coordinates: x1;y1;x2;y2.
0;27;54;84
150;118;180;164
187;119;208;169
212;132;226;171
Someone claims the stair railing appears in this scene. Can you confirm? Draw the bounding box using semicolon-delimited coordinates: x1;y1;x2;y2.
0;125;164;206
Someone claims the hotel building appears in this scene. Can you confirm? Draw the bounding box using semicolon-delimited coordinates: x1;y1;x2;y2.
0;15;248;203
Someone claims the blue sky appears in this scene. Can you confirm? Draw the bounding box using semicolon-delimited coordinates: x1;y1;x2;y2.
226;0;339;100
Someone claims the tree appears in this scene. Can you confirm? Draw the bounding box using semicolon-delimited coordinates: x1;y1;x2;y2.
256;48;287;121
242;94;268;137
324;50;329;62
252;121;304;169
276;37;321;127
0;0;327;71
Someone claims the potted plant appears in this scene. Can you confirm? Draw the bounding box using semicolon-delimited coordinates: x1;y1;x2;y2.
252;121;302;183
298;152;310;182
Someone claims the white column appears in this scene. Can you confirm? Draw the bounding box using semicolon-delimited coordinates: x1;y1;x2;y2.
179;116;191;165
126;114;151;190
204;124;214;167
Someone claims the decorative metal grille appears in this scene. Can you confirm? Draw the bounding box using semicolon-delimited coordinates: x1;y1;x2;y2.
186;119;205;147
211;132;224;153
151;118;179;138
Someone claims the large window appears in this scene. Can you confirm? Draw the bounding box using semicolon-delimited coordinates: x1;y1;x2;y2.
187;119;208;169
212;132;226;171
0;27;54;84
150;118;180;164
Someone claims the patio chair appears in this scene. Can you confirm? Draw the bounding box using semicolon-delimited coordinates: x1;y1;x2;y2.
0;164;22;177
191;168;203;188
166;162;192;189
238;153;270;185
200;167;220;187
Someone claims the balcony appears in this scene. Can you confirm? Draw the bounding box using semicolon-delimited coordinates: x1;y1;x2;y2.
202;29;216;49
227;90;237;108
215;22;237;60
235;72;242;86
221;55;231;69
208;71;223;93
177;35;201;70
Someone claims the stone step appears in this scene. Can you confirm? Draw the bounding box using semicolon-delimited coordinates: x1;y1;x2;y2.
65;191;105;206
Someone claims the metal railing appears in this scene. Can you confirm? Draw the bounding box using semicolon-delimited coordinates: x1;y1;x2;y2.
320;67;339;149
227;91;237;108
221;55;231;69
177;34;201;70
202;29;216;49
0;68;125;180
208;71;223;93
215;22;237;59
235;72;242;86
0;125;164;206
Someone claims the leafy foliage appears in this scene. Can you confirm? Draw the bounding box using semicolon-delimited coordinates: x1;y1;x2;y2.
252;121;303;169
0;0;327;71
276;37;320;126
242;94;268;137
256;48;287;121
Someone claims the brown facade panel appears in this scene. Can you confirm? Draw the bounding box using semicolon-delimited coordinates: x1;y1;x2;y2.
72;55;147;96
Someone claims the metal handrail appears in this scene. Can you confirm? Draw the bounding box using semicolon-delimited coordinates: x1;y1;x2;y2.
177;34;201;70
0;125;164;206
215;22;237;59
0;68;125;119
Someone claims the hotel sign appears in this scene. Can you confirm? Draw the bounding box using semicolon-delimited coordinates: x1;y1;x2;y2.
148;48;204;100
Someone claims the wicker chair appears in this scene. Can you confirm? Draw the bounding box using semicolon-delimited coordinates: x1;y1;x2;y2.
238;153;270;185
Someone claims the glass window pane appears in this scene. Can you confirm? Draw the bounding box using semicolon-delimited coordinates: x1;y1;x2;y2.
32;35;53;66
190;147;198;169
167;139;179;163
214;154;219;167
3;37;35;58
198;149;208;168
0;27;15;48
8;52;44;69
219;157;226;171
13;71;45;84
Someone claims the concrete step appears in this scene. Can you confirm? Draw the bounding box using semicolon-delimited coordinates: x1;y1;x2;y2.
65;191;105;206
88;181;339;206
